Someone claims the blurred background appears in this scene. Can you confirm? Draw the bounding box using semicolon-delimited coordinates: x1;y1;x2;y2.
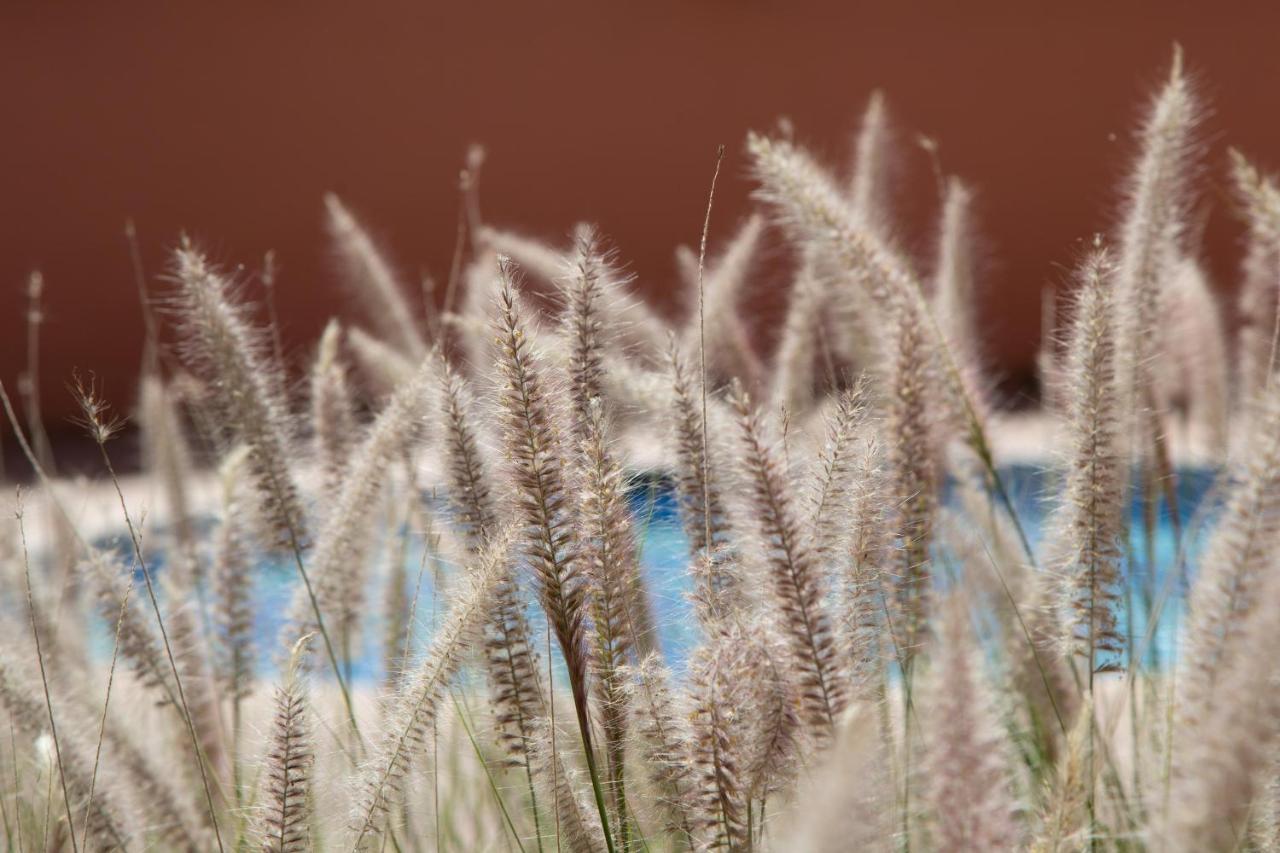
3;1;1279;469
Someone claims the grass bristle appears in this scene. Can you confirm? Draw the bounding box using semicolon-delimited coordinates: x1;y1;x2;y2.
169;243;308;549
255;638;314;853
729;380;846;735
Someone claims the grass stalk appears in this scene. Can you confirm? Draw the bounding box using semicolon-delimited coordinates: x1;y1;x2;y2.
13;497;78;853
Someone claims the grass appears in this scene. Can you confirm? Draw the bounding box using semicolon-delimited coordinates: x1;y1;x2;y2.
1;46;1279;852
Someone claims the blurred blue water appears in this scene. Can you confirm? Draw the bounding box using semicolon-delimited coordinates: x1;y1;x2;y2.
970;464;1219;668
96;465;1219;683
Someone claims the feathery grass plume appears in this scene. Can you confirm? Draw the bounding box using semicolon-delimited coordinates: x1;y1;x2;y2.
168;368;221;448
1228;149;1280;416
598;349;673;415
784;704;891;853
98;719;202;850
259;249;291;397
838;429;890;693
1178;364;1280;729
740;630;804;806
772;107;889;376
1163;551;1280;852
170;242;307;548
747;132;987;453
439;362;533;762
457;143;487;246
748;128;901;298
479;527;546;771
688;548;752;635
349;532;504;849
805;383;869;562
492;258;596;752
477;226;567;287
81;549;175;705
1030;695;1092;853
457;529;547;850
881;295;939;661
685;627;751;851
1037;288;1065;414
807;106;898;378
578;400;650;842
562;226;610;439
769;254;825;416
15;293;84;637
324;193;428;360
9;511;85;686
380;500;410;693
212;445;256;705
452;248;503;367
624;655;697;844
207;445;262;824
528;719;608;853
166;582;230;803
823;258;891;386
68;370;126;449
13;488;83;853
1049;249;1125;670
580;400;657;660
19;269;56;468
494;254;623;845
1252;768;1280;851
921;595;1021;851
0;653;134;850
254;635;314;853
480;226;669;362
668;341;728;558
674;242;700;290
1162;257;1229;454
286;355;436;655
310;319;358;500
1111;46;1201;455
438;357;498;551
931;178;989;420
346;325;417;397
730;379;845;733
678;214;766;387
848;90;893;228
137;374;198;577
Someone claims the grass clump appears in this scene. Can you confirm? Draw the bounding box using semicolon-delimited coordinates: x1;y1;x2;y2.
4;47;1280;853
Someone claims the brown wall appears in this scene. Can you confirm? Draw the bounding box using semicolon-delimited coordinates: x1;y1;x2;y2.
3;1;1279;434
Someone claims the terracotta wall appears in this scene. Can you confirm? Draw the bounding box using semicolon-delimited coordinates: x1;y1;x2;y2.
3;1;1279;435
